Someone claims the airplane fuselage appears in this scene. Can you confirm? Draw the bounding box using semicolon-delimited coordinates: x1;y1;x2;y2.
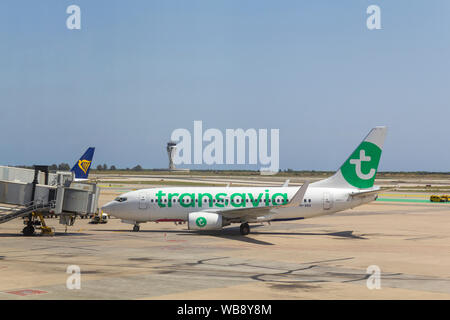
104;185;376;224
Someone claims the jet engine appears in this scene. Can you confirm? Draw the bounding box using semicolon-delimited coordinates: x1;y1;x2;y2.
188;212;223;230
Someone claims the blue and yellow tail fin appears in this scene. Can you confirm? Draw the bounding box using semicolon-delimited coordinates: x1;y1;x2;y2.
71;147;95;180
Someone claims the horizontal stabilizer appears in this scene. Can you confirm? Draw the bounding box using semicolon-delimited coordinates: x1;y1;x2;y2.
349;187;394;199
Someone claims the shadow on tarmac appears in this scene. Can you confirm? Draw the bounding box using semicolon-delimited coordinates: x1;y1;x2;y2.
91;225;366;245
0;232;92;237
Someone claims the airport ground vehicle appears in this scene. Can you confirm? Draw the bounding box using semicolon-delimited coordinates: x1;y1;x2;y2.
430;195;449;202
89;212;109;224
430;195;441;202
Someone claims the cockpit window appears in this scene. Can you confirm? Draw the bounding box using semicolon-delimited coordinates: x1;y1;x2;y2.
115;197;128;202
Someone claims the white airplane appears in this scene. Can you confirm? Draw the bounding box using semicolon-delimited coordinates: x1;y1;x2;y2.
102;127;387;235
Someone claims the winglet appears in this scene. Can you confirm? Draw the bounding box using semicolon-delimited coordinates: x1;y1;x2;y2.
282;179;290;187
283;182;309;208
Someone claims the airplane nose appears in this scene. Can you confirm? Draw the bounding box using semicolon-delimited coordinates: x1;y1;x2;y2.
101;201;116;213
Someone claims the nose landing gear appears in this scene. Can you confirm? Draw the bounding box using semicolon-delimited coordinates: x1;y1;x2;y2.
240;223;250;236
132;224;140;232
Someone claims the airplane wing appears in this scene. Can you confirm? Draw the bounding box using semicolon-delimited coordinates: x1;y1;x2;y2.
204;182;309;222
282;181;309;208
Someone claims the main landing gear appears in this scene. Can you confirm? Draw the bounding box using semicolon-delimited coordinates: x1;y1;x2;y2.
132;224;140;232
240;223;250;236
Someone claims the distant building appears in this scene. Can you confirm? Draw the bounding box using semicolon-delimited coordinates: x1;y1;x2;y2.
167;141;177;170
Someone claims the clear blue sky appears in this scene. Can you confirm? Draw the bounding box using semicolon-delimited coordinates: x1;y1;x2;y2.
0;1;449;171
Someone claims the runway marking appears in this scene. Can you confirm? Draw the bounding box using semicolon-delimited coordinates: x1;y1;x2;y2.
378;193;430;198
376;198;431;203
6;289;48;296
377;198;449;204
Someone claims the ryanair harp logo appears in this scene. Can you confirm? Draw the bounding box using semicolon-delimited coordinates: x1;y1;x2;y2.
78;160;91;174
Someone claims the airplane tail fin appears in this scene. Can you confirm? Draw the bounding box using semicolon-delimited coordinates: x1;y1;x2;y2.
70;147;95;179
311;127;387;189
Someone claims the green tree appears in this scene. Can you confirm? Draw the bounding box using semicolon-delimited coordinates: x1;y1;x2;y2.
58;163;70;171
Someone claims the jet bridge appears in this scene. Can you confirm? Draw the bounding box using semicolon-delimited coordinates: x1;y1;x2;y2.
0;165;100;236
0;201;53;225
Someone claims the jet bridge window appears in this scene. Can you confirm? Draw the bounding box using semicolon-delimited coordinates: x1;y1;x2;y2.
115;197;128;202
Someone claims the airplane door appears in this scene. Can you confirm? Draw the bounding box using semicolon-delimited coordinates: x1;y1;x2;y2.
323;192;333;210
139;193;148;209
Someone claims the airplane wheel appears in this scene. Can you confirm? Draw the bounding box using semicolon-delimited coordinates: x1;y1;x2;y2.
240;223;250;236
133;225;140;232
23;225;35;236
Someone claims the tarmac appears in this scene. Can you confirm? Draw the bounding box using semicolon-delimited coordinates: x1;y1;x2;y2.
1;194;450;299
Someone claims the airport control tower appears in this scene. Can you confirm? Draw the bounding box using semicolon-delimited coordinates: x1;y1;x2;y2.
167;141;177;170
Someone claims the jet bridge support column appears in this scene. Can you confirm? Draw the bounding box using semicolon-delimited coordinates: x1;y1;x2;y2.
24;166;51;236
24;167;40;236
